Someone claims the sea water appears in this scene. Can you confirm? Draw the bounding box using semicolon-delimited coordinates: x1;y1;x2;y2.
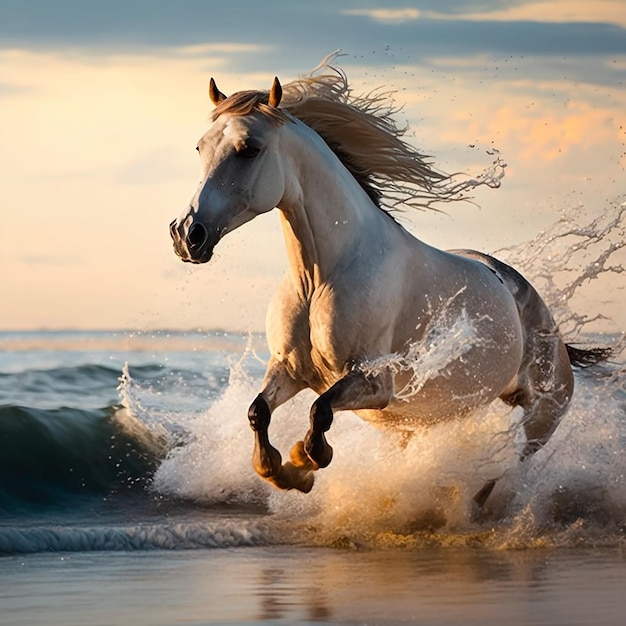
1;327;625;626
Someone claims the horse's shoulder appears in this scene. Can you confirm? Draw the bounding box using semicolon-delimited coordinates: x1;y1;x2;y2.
267;277;310;343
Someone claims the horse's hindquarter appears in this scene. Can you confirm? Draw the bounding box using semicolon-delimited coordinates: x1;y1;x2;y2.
364;245;527;426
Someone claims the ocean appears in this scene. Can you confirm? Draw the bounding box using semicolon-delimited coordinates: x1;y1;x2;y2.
1;326;625;625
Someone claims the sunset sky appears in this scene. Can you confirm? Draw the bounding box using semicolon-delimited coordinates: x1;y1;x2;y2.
1;1;625;333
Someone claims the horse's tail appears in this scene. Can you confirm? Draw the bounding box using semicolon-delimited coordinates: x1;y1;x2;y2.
566;344;612;368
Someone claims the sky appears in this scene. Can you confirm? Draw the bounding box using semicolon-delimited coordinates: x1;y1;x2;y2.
1;0;625;334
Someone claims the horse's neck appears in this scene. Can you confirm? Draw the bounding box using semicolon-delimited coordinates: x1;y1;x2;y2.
277;122;399;294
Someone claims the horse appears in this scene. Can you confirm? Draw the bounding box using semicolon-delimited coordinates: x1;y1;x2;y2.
169;59;607;504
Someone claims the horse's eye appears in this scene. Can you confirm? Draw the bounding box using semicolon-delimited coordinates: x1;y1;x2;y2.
195;146;200;153
237;145;261;159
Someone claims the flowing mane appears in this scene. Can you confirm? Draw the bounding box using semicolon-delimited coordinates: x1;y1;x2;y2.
212;56;470;212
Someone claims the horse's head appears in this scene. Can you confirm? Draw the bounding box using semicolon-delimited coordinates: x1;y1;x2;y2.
170;77;286;263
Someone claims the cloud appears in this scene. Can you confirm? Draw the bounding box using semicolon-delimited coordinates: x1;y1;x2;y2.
341;8;422;23
443;1;626;28
0;81;35;97
449;100;623;164
422;53;626;92
342;1;626;28
173;43;274;58
1;1;624;75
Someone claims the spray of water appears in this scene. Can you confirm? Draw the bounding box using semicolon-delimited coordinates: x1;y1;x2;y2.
496;199;626;343
361;289;491;402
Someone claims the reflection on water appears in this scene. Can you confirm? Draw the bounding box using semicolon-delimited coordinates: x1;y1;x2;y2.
2;546;626;625
245;547;626;625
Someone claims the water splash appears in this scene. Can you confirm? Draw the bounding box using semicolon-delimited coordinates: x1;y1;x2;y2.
447;147;508;194
117;363;187;448
495;198;626;342
361;289;489;401
143;346;624;550
150;348;272;506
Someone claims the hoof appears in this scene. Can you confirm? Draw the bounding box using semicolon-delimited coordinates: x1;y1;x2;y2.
270;463;315;493
289;440;318;471
473;479;496;508
287;465;314;493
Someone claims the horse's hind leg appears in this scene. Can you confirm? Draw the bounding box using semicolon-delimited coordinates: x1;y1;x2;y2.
508;332;574;461
473;375;569;506
474;334;574;508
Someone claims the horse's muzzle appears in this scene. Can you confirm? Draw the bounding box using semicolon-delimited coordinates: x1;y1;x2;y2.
169;219;216;264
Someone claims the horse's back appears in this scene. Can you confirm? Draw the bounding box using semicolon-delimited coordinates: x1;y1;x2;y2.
450;249;538;312
450;249;561;341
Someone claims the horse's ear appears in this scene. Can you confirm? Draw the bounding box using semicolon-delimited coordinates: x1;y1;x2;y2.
209;78;227;105
268;76;282;108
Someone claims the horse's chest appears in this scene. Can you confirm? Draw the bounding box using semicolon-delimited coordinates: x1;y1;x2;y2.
308;301;358;376
271;279;392;391
291;312;353;390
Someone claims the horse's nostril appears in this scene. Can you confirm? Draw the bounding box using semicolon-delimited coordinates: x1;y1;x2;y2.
187;223;208;250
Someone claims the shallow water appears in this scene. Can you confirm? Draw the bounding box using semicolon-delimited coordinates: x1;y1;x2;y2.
2;546;626;626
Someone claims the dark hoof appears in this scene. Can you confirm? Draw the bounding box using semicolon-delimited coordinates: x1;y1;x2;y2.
473;479;496;508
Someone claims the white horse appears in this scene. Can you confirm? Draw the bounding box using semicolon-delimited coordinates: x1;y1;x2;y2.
170;60;605;503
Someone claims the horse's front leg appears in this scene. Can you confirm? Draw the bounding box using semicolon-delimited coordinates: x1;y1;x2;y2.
303;368;393;469
247;358;314;492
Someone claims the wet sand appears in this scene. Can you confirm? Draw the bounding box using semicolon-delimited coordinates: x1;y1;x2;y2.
2;545;626;625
